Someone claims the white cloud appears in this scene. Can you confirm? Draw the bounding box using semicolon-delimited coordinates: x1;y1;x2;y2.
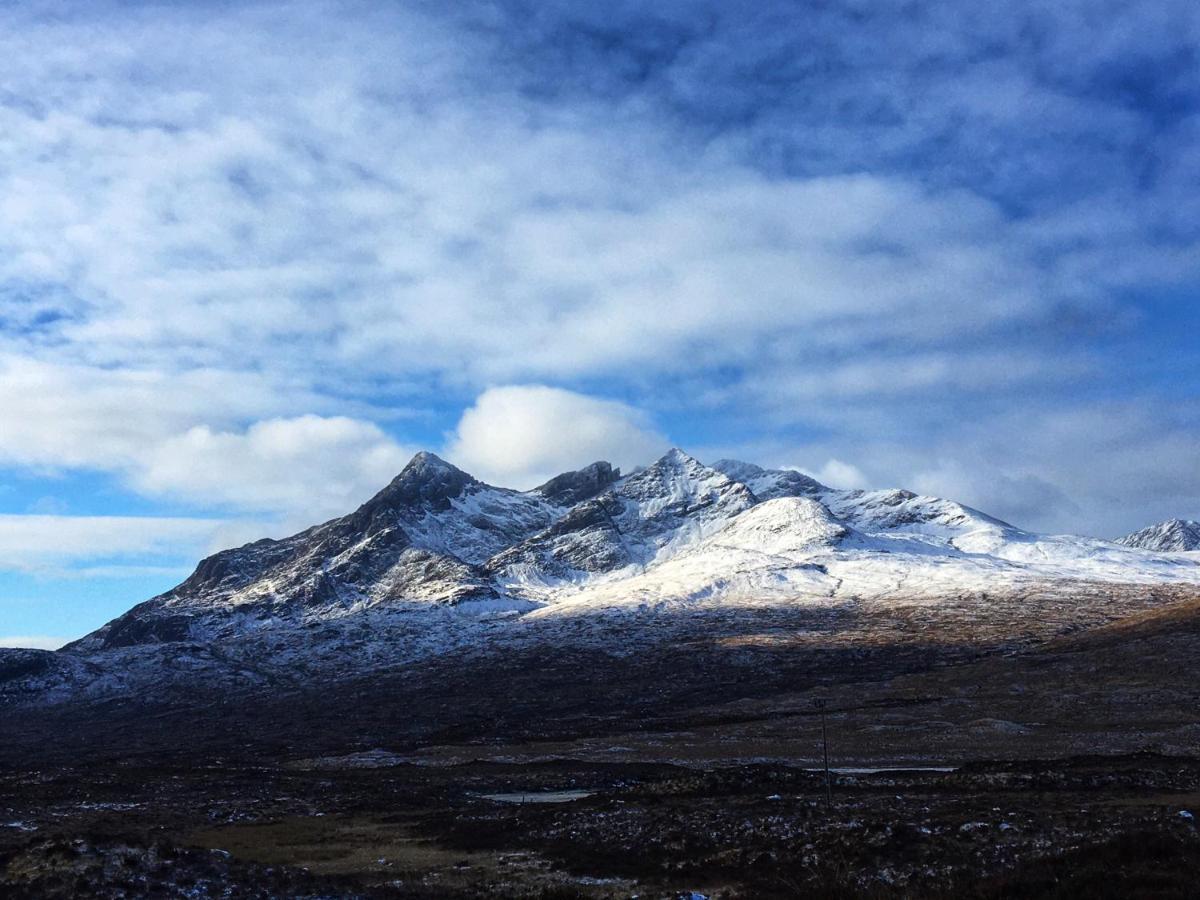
805;459;871;491
741;350;1094;405
0;354;417;523
445;385;668;488
0;514;228;573
908;461;1082;530
931;403;1200;536
132;415;415;523
0;4;1162;397
336;173;1059;383
0;635;69;651
0;354;322;471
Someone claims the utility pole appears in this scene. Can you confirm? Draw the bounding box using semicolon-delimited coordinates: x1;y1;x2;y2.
815;699;832;808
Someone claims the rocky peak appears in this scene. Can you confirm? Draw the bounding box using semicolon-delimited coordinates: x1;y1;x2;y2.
620;448;744;503
657;447;703;470
1118;519;1200;552
370;452;478;512
487;450;758;579
535;461;621;506
612;449;757;541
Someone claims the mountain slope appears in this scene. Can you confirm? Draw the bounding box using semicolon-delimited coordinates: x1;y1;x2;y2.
1117;518;1200;552
72;452;618;651
487;449;755;584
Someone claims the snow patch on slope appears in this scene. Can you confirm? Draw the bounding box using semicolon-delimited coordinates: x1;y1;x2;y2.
707;497;848;555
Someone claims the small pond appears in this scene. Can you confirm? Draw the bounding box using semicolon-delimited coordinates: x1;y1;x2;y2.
477;790;594;804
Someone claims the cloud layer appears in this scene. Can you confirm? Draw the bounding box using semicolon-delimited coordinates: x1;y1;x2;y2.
133;417;415;524
0;0;1196;581
0;513;229;575
446;385;667;488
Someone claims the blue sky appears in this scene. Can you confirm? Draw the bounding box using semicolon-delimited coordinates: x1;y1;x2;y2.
1;0;1198;647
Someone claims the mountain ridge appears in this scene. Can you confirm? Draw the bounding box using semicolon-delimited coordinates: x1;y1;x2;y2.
67;448;1200;650
10;447;1200;711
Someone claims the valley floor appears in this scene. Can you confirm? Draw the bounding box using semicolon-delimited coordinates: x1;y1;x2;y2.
2;588;1198;898
2;754;1198;898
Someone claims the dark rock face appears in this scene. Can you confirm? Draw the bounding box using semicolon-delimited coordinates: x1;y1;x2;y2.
487;496;632;577
535;461;620;506
362;452;477;513
757;469;825;498
0;648;56;682
102;612;196;649
175;538;301;598
376;548;497;603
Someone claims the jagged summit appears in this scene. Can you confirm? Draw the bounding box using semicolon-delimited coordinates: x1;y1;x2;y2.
711;458;766;482
659;447;701;466
1118;519;1200;552
408;449;455;468
369;451;477;508
403;450;465;477
621;448;751;504
487;450;755;580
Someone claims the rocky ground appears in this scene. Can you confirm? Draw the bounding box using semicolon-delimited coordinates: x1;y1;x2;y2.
2;590;1199;897
1;755;1197;898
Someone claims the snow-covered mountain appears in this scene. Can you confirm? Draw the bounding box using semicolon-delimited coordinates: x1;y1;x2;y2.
71;449;1200;649
71;452;620;651
8;449;1200;706
1117;519;1200;552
